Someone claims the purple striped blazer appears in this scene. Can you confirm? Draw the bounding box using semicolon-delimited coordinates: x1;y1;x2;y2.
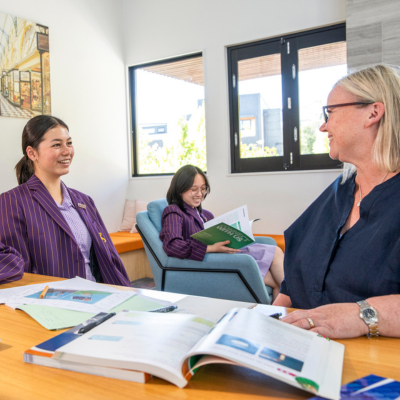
0;241;24;284
159;202;214;261
0;175;130;286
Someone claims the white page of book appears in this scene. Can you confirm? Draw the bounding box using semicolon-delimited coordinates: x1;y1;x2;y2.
174;296;256;322
55;311;214;387
0;277;135;313
204;205;254;240
189;308;343;400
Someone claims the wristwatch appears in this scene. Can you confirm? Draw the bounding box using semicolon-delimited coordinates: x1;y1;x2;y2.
357;300;379;338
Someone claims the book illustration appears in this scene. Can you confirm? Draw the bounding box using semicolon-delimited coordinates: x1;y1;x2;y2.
296;377;319;394
26;289;111;305
216;334;260;355
259;347;304;372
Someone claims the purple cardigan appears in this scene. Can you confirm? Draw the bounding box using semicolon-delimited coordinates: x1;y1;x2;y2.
0;175;130;286
159;202;214;261
0;241;24;284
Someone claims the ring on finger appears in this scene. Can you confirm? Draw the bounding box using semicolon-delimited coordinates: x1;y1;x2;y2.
306;317;315;329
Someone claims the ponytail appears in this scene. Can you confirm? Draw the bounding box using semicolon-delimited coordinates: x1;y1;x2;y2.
15;156;34;185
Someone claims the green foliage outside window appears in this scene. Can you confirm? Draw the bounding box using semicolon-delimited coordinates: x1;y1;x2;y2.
240;143;279;158
137;105;207;174
300;123;330;155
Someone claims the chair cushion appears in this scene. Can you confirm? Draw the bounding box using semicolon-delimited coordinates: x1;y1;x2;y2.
130;200;148;233
147;198;168;232
119;199;148;233
119;199;136;231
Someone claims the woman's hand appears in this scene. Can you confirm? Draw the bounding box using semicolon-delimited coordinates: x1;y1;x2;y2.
281;303;368;339
206;240;241;254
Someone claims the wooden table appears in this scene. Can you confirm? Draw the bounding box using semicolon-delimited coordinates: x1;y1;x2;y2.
1;274;399;400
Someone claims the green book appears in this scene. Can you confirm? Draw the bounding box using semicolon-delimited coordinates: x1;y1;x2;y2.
191;222;255;249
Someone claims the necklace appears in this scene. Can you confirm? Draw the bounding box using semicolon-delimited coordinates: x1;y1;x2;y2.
357;172;389;207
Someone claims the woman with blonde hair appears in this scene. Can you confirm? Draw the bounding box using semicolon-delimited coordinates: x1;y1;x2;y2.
274;64;400;338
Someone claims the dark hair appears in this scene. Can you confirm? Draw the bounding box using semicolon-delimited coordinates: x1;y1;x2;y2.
166;165;210;211
15;115;69;185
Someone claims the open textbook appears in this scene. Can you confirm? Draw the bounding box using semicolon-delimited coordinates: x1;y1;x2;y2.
24;313;150;383
53;308;344;399
191;205;260;249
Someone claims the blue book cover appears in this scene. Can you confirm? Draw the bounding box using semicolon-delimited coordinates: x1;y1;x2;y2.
309;375;400;400
28;312;111;354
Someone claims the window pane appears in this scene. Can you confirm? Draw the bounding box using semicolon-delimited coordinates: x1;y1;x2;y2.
135;56;206;174
238;54;283;159
299;42;347;155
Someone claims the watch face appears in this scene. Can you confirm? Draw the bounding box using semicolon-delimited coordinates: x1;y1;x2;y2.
363;309;376;319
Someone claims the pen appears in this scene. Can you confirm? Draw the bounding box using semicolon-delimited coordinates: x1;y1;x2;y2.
268;313;282;320
78;312;116;334
40;285;49;299
149;305;178;313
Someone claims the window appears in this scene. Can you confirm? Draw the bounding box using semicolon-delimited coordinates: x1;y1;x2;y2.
129;53;206;176
228;24;346;173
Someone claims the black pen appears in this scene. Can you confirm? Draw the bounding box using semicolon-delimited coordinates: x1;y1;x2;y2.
149;305;178;313
78;312;116;334
268;312;282;320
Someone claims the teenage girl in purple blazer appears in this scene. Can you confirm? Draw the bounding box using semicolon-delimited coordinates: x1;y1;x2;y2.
0;115;130;286
159;165;284;301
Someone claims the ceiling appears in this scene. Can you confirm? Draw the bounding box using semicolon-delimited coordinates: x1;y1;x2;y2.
0;13;14;56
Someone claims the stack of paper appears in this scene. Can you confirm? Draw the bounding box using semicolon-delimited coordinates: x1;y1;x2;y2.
0;277;170;330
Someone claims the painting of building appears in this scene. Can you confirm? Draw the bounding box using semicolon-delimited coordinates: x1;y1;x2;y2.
0;12;50;118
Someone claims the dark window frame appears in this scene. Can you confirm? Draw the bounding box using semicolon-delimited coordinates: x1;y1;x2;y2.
128;52;204;177
227;24;346;174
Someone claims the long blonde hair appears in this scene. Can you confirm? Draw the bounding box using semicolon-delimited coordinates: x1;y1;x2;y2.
335;65;400;182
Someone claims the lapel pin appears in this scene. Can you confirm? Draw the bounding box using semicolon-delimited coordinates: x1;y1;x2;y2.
78;203;86;209
99;232;107;243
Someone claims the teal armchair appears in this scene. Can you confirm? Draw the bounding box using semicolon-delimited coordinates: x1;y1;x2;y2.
135;199;275;304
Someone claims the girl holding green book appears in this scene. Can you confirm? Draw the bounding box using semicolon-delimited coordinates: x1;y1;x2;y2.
159;165;284;301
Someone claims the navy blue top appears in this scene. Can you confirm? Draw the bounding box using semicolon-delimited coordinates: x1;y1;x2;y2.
281;173;400;309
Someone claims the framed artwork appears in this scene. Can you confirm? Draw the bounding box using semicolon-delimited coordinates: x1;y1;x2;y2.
0;12;51;118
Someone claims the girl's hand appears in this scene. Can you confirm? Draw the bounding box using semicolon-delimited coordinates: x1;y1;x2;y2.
206;241;241;254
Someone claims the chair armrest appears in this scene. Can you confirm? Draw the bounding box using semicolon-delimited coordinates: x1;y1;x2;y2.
166;252;257;269
254;236;276;246
165;253;269;300
165;253;271;304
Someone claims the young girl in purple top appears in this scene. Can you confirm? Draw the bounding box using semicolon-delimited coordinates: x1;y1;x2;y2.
159;165;284;301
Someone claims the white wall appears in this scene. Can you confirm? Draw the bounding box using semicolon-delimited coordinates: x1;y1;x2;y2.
0;0;128;231
123;0;346;234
